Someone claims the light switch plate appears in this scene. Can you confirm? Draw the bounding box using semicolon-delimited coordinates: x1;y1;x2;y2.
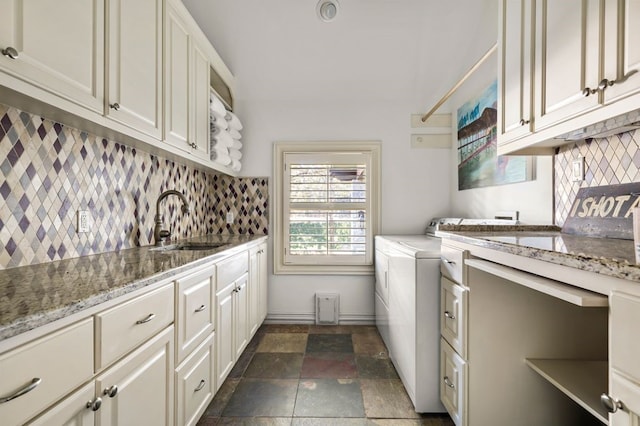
226;212;234;224
572;157;585;182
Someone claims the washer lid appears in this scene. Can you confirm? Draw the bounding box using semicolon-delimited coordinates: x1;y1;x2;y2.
375;235;442;258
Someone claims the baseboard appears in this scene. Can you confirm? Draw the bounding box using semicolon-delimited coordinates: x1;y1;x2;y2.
265;312;375;325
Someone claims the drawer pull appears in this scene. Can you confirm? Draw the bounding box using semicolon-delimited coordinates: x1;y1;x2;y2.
444;310;456;320
600;393;623;413
0;378;42;403
441;258;455;265
135;313;156;324
86;397;102;411
194;379;206;392
103;385;118;398
1;47;19;59
194;304;207;313
443;376;456;389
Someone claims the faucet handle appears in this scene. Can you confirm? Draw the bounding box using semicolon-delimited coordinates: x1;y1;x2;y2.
158;229;171;240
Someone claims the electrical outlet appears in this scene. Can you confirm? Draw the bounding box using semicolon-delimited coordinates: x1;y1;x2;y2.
226;212;234;224
77;210;90;233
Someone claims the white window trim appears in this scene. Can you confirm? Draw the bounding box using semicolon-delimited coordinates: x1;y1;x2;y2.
273;141;381;275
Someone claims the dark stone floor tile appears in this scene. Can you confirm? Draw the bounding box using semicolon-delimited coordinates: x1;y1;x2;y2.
309;325;360;334
229;349;255;379
262;324;311;333
306;333;353;353
292;418;370;425
294;379;365;418
223;379;298;417
202;379;240;417
352;332;387;355
217;417;292;425
244;353;303;379
301;352;357;378
257;333;308;353
196;416;219;425
360;379;420;419
355;355;398;379
245;331;265;353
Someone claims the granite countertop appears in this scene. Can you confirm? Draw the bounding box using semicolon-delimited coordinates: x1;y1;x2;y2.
0;234;267;342
436;224;640;283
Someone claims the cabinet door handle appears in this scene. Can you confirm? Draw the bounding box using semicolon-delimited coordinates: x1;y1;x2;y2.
441;258;455;265
600;393;622;413
598;78;615;91
135;313;156;324
519;118;530;126
103;385;118;398
444;310;456;320
1;46;18;59
86;397;102;412
109;102;121;110
0;378;41;403
582;87;597;97
194;379;206;392
443;376;456;389
194;304;206;313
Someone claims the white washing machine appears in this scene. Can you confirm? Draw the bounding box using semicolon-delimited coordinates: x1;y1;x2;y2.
374;218;462;413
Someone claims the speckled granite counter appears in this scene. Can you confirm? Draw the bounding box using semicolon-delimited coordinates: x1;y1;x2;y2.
0;234;267;341
436;225;640;283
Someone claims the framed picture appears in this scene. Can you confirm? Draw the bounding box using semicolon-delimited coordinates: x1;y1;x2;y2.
457;80;534;190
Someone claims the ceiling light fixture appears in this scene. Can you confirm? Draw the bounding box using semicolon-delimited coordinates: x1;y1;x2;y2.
316;0;339;22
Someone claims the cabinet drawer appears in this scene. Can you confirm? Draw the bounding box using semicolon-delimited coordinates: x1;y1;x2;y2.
0;319;93;426
441;277;468;358
610;292;640;381
96;284;174;369
440;244;466;284
440;338;466;426
176;333;215;426
176;265;215;363
216;251;248;290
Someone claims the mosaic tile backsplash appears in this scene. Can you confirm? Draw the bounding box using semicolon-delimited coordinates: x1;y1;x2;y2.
555;129;640;226
0;104;268;270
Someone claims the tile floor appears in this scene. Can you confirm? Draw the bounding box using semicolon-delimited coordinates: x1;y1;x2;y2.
196;324;455;425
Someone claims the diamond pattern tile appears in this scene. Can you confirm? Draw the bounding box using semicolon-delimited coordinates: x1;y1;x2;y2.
0;104;268;269
555;129;640;225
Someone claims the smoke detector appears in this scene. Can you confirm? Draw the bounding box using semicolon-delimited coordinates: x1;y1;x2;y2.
316;0;339;22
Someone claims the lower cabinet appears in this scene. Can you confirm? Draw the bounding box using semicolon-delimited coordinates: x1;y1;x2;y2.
440;338;466;426
27;382;96;426
175;333;215;426
249;243;268;337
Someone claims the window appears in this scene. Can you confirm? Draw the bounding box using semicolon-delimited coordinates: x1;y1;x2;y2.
273;141;381;275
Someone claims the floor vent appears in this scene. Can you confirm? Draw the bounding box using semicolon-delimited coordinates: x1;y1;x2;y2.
315;293;339;325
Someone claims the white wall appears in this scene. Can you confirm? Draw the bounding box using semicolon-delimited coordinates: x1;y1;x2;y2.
183;0;511;322
446;54;554;224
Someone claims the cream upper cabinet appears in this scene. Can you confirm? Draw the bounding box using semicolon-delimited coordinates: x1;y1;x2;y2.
498;0;535;145
0;0;104;113
164;0;211;161
106;0;163;139
533;0;603;131
602;0;640;104
607;292;640;426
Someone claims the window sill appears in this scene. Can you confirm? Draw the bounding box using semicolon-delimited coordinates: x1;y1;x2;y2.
274;263;374;276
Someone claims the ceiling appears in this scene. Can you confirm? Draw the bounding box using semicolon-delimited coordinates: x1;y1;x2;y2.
181;0;498;108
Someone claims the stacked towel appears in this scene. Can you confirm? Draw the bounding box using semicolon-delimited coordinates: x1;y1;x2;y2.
225;111;243;172
209;94;243;172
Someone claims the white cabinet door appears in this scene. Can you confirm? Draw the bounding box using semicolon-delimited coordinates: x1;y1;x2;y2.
602;0;640;104
175;334;215;426
440;338;466;426
533;0;602;130
164;1;191;150
259;244;268;323
608;292;640;425
106;0;163;139
216;282;235;388
0;0;104;113
249;243;268;336
498;0;534;145
234;273;249;359
96;326;174;426
27;382;96;426
191;41;210;161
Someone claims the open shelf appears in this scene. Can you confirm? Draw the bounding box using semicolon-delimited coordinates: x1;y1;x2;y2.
526;359;609;424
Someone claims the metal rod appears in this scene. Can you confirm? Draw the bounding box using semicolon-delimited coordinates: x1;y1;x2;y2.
421;42;498;123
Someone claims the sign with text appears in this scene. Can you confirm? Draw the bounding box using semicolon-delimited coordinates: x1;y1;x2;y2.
562;182;640;239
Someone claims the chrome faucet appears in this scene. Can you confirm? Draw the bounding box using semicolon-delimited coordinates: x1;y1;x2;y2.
154;190;191;245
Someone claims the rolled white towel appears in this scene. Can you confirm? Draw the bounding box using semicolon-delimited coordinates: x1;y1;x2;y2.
229;128;241;140
225;111;243;131
210;147;231;165
229;148;242;160
212;129;233;148
210;118;228;132
210;108;227;122
210;95;226;116
230;158;242;172
231;139;243;150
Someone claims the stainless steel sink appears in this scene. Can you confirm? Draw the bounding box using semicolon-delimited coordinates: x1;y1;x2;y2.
150;242;229;252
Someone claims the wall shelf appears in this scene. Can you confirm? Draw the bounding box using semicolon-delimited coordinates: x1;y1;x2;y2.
525;359;608;425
